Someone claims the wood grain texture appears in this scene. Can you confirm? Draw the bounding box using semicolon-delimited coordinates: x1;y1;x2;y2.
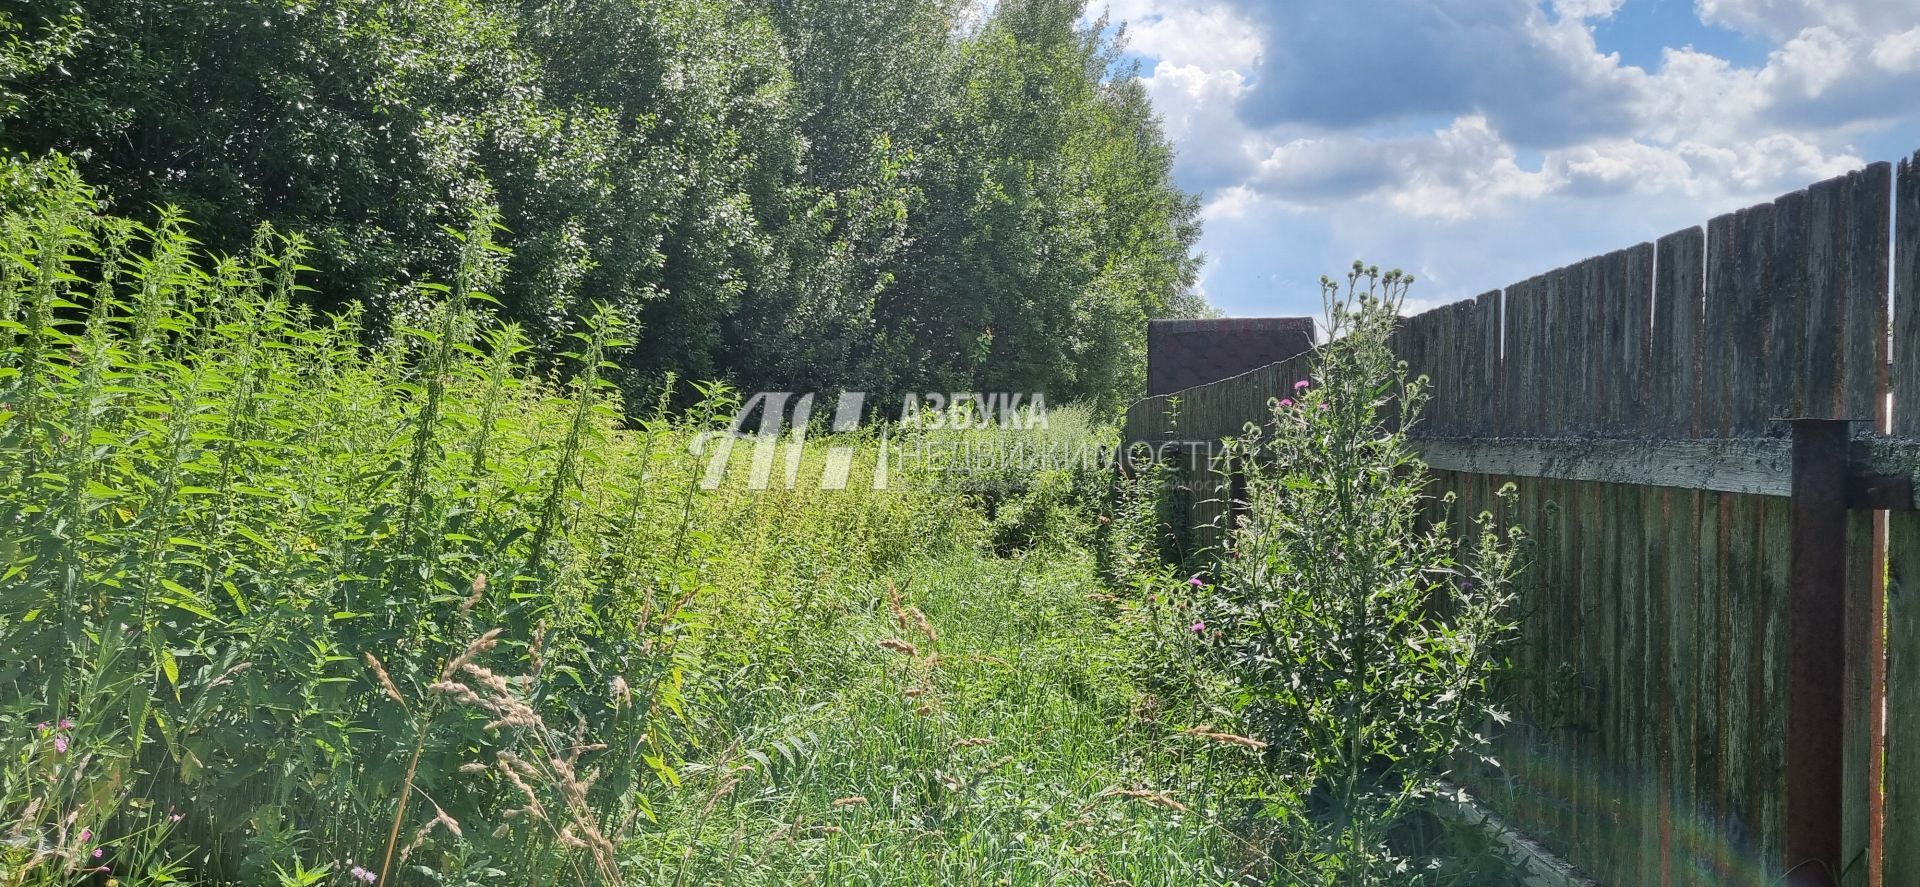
1887;151;1920;887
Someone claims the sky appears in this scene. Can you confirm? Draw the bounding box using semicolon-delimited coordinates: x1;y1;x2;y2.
1103;0;1920;317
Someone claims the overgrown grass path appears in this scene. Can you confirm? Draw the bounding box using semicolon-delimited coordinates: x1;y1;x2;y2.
631;551;1239;886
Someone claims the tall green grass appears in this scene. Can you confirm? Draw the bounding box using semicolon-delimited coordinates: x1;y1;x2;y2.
0;157;975;885
630;550;1259;887
0;157;1528;887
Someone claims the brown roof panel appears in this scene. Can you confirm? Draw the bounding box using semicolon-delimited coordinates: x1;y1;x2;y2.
1147;317;1316;397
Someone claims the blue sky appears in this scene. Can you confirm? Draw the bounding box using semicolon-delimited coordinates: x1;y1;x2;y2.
1104;0;1920;317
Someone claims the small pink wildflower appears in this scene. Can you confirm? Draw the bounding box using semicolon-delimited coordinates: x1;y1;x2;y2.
53;735;68;753
79;828;92;842
58;718;72;730
1190;621;1206;633
169;812;183;822
1294;379;1310;390
92;848;102;859
1188;575;1203;588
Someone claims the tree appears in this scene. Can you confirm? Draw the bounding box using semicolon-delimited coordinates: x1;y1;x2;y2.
0;0;1206;413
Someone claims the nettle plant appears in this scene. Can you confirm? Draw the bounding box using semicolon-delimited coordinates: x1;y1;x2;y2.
0;156;946;886
1203;265;1522;882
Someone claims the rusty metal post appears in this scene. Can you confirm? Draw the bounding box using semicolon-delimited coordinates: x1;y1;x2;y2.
1787;418;1850;885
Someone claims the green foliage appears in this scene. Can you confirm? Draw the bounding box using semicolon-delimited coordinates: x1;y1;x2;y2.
633;550;1247;886
1193;267;1524;884
2;0;1203;411
0;151;1529;884
0;4;81;121
1089;267;1531;884
0;162;971;885
897;401;1116;554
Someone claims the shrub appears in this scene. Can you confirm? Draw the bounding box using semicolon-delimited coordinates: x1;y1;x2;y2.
1181;266;1523;884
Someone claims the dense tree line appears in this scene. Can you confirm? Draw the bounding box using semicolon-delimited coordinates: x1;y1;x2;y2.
0;0;1204;412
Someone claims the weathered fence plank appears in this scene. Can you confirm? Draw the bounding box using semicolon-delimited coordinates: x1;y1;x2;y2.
1887;150;1920;887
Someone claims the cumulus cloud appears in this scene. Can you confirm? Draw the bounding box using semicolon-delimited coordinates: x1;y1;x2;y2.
1104;0;1262;71
1694;0;1914;42
1668;0;1920;129
1544;140;1694;197
1222;0;1647;148
1110;0;1920;314
1242;117;1551;219
1139;61;1258;191
1199;184;1258;221
1552;0;1625;19
1872;28;1920;74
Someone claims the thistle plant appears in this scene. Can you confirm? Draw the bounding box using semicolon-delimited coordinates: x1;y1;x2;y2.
1201;264;1522;884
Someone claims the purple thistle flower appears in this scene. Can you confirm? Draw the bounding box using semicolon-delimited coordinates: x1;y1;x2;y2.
1279;398;1293;408
1187;575;1203;588
1294;379;1310;390
1190;621;1206;633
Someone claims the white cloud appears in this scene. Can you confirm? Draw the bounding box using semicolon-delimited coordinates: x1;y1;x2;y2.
1674;134;1863;192
1200;185;1259;221
1672;1;1920;130
1694;0;1914;42
1872;28;1920;74
1552;0;1625;19
1107;0;1920;317
1222;0;1647;147
1104;0;1263;71
1241;117;1552;219
1387;118;1553;219
1139;61;1259;191
1398;296;1453;317
1762;26;1853;99
1544;140;1694;196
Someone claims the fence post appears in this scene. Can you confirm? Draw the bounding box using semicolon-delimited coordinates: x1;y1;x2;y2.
1787;418;1850;884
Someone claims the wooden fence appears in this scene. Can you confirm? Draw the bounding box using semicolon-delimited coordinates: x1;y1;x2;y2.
1122;150;1920;886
